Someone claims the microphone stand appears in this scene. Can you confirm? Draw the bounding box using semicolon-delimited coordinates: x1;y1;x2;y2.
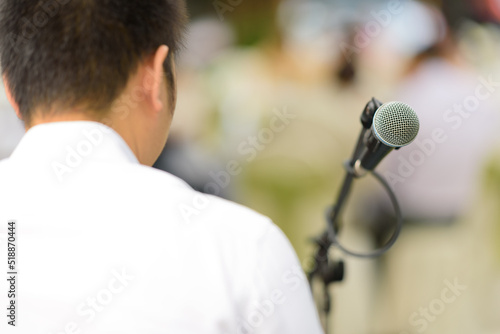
307;98;383;332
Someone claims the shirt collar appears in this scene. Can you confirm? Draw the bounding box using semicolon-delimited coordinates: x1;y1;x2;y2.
10;121;139;165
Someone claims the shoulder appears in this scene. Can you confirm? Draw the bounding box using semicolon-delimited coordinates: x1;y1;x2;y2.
176;186;276;243
113;163;276;239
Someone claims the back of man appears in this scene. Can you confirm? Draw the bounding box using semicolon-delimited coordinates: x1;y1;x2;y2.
0;122;321;333
0;1;322;333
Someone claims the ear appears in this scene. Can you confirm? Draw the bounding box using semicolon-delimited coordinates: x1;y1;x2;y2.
146;45;169;112
2;75;22;120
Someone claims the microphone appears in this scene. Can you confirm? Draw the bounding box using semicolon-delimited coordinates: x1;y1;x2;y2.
353;101;419;176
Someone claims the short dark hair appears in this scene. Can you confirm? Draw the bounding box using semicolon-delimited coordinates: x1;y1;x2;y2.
0;0;187;125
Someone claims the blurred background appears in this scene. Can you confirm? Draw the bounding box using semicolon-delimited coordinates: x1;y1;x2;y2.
2;0;500;332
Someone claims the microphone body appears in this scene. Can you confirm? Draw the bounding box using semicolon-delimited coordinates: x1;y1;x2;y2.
358;131;394;171
354;101;419;175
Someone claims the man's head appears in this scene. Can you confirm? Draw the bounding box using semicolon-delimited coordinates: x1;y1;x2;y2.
0;0;187;165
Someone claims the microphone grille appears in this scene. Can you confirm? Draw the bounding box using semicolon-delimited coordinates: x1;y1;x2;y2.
372;101;419;147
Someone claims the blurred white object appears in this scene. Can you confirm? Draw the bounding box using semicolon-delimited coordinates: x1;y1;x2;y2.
179;17;234;69
0;86;24;159
379;0;447;58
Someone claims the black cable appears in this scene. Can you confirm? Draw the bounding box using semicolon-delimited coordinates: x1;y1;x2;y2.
326;169;403;258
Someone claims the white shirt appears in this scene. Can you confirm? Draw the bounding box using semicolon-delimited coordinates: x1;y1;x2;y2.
0;121;323;334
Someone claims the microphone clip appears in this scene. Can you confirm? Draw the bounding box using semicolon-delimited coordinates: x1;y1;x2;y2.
360;97;383;129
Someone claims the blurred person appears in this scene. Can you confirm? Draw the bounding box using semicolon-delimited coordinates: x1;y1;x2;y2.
468;0;500;23
357;1;500;333
367;0;499;237
0;1;323;333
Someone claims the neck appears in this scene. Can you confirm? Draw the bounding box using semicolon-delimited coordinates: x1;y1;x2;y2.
28;110;147;165
28;110;101;130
